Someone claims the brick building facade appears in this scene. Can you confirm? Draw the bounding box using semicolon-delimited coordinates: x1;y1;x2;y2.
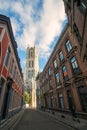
0;15;23;121
40;1;87;117
63;0;87;64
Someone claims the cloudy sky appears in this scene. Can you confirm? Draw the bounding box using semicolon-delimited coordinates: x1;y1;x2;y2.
0;0;67;72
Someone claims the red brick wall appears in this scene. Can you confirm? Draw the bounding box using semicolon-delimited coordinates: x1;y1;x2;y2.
0;31;9;75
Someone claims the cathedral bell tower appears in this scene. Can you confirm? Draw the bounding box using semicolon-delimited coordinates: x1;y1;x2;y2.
24;46;39;108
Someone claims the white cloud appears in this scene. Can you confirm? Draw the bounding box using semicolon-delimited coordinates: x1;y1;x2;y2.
11;17;21;36
38;0;66;59
0;0;66;61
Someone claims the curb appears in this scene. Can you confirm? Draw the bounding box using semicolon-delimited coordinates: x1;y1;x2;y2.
9;109;24;130
0;110;24;130
37;110;80;130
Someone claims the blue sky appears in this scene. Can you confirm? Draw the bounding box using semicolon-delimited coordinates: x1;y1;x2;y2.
0;0;67;72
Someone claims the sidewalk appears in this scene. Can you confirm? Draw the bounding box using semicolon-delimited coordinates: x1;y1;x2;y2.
0;109;24;130
40;109;87;130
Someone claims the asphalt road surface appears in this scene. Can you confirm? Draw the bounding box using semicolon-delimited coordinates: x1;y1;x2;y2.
12;109;75;130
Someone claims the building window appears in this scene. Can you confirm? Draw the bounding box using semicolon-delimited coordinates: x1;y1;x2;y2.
59;51;64;61
55;73;60;85
81;2;86;9
31;70;34;77
66;0;71;10
48;68;51;76
28;70;34;78
70;56;80;74
28;70;30;78
58;93;64;109
31;51;33;57
32;61;34;67
78;1;86;14
10;59;14;74
62;66;68;80
4;47;11;67
76;0;86;9
53;59;57;68
66;40;72;52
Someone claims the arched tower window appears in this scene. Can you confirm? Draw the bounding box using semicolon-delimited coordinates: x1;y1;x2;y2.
31;51;33;57
30;49;34;58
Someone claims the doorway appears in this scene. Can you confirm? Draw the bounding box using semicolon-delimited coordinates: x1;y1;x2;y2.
2;78;12;119
78;86;87;112
67;90;76;117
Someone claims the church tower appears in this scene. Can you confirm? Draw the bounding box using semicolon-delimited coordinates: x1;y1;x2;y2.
24;46;39;108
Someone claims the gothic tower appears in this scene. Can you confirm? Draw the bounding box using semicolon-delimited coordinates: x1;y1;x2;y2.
24;46;39;108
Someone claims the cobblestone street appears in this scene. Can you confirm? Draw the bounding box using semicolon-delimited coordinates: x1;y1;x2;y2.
11;109;75;130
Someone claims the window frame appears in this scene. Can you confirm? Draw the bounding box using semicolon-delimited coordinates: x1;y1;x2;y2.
55;72;60;85
10;58;14;74
32;61;34;67
53;59;57;69
4;46;11;68
70;56;80;74
48;68;51;76
59;51;64;62
62;65;68;81
28;70;31;78
65;40;72;53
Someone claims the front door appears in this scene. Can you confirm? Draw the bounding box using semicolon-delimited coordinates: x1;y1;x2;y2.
67;90;75;111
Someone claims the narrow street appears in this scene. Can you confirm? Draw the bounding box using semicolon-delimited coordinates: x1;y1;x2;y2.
0;1;87;130
11;109;75;130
